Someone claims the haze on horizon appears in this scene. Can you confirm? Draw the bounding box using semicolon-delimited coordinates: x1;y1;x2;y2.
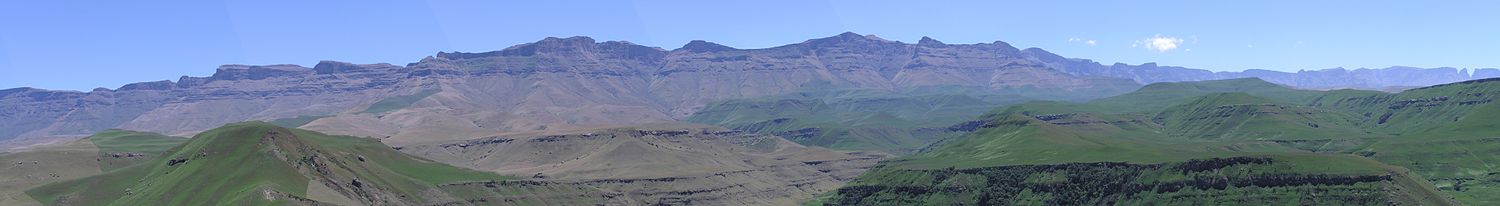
1;0;1496;91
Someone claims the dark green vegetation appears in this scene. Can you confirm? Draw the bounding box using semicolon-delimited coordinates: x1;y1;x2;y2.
829;78;1500;205
24;122;630;205
833;157;1446;205
687;84;1137;153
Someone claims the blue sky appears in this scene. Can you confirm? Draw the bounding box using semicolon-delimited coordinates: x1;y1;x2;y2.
1;0;1496;91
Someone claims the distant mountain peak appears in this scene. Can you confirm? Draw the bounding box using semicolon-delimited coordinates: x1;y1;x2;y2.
435;36;666;61
988;40;1016;47
835;31;863;38
312;60;360;74
803;32;896;46
0;87;38;98
513;36;598;51
539;36;597;44
599;40;660;50
117;80;175;91
677;40;737;52
208;64;310;81
917;36;946;46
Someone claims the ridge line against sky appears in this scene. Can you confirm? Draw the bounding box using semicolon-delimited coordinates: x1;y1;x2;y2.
2;0;1497;91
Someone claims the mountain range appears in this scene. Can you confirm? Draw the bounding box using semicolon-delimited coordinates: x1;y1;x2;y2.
5;32;1500;205
3;32;1493;151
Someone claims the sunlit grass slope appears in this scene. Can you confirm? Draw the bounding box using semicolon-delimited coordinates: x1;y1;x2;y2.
687;84;1136;153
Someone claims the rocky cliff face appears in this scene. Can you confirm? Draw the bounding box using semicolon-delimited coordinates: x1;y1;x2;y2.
0;32;1487;149
0;62;420;149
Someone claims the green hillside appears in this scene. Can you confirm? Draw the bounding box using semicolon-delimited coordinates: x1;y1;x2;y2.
23;122;558;205
0;129;188;205
832;155;1448;205
1154;93;1381;142
822;78;1500;205
687;85;1136;153
86;129;188;172
1308;78;1500;203
1077;78;1331;114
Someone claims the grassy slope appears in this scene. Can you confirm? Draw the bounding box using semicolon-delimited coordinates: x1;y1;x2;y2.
1309;78;1500;203
1078;78;1331;114
687;87;1000;153
26;122;513;205
0;141;100;206
0;129;186;205
1154;93;1383;142
830;78;1476;205
686;84;1136;153
86;130;187;172
686;93;982;152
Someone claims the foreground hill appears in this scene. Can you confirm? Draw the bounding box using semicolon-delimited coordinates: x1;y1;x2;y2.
23;123;628;205
823;78;1500;205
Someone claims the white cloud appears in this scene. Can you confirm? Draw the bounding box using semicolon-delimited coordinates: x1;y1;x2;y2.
1247;44;1255;48
1068;37;1098;46
1137;34;1184;52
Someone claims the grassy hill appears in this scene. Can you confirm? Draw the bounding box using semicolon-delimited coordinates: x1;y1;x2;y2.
1307;78;1500;202
85;130;188;172
1077;78;1329;114
686;85;1135;153
822;78;1498;205
1154;93;1381;142
22;122;624;205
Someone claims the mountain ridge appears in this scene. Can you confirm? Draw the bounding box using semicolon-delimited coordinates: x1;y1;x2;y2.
6;32;1495;93
1;32;1492;150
